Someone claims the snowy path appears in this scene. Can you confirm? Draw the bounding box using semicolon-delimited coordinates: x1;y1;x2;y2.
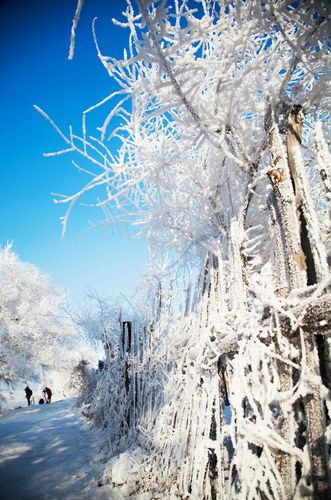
0;399;98;499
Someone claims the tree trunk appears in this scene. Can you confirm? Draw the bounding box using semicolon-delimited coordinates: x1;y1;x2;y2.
286;108;330;498
264;103;329;498
269;194;297;498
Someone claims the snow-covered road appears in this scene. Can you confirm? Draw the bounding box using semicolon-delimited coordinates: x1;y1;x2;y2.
0;399;97;499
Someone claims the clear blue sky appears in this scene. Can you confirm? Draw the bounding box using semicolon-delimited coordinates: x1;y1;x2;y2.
0;0;148;305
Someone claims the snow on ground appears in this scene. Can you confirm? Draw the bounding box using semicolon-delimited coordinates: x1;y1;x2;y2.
0;399;100;499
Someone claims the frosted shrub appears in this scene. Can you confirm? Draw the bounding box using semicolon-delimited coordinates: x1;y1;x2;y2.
70;359;98;418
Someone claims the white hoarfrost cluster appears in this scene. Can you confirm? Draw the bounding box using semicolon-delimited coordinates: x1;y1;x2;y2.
0;244;78;407
101;447;147;495
39;1;331;498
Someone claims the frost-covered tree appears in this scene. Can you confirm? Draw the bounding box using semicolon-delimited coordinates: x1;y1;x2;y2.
0;244;77;398
38;1;331;498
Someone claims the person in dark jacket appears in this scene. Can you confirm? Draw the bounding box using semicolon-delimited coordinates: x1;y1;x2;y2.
24;386;33;405
43;387;52;404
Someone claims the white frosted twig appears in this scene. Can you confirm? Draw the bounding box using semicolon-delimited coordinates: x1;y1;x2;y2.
43;147;75;157
84;89;127;115
68;0;85;61
33;105;70;145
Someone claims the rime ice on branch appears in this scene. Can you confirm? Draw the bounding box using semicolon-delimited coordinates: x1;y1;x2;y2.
37;1;331;498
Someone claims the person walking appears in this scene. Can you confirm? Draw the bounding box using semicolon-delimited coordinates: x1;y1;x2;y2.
44;387;52;404
24;386;33;406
